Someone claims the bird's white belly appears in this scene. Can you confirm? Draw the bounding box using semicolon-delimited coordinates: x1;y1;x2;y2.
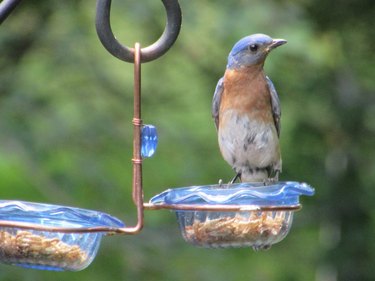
218;110;280;170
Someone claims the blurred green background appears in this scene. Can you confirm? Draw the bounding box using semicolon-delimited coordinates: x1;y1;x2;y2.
0;0;374;280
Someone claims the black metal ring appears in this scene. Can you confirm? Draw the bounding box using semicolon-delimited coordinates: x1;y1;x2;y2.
0;0;22;24
96;0;182;63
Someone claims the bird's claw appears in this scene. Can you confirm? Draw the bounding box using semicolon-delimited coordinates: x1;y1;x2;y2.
263;177;276;186
263;171;280;186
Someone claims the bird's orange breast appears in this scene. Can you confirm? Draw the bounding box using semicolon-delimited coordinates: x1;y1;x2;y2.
220;67;273;122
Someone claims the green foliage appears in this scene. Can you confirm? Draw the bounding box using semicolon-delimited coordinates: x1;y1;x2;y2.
0;0;374;280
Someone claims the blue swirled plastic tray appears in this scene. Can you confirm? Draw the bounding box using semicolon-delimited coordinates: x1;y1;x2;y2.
150;181;315;207
0;200;124;271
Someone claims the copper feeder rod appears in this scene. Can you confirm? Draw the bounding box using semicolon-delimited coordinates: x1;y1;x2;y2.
126;42;144;234
110;42;144;235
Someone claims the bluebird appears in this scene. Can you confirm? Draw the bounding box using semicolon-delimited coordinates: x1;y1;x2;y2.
212;34;286;183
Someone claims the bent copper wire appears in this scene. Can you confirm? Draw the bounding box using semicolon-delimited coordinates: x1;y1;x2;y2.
128;42;144;235
0;0;22;24
0;204;300;235
96;0;182;63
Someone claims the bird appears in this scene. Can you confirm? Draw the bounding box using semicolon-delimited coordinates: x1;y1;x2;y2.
212;33;286;183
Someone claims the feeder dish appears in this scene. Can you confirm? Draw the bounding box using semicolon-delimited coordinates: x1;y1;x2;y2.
0;200;124;271
150;181;314;249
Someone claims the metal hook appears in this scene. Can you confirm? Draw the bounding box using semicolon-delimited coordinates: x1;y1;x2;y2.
96;0;182;63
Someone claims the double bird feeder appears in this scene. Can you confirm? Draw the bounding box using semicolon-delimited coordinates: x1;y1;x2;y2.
0;0;314;272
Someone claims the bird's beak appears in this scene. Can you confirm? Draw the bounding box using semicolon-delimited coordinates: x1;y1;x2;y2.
267;39;287;52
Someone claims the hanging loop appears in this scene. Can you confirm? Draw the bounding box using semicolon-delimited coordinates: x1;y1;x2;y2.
0;0;22;24
96;0;182;63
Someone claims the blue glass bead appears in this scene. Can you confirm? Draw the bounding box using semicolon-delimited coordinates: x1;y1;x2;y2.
141;124;158;158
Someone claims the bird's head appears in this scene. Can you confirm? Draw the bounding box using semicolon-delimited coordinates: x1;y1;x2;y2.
227;34;287;69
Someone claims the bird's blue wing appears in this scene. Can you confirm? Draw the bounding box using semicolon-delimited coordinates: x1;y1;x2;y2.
266;76;281;137
212;77;224;130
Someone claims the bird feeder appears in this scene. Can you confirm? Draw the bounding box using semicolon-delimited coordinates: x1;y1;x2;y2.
0;0;314;272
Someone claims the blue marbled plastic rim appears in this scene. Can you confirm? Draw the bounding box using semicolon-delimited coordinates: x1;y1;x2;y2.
0;200;125;229
150;181;314;208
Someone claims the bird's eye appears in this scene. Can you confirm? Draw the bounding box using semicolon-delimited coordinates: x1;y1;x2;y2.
249;44;258;52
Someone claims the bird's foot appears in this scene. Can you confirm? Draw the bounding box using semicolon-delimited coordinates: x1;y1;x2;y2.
263;171;280;186
263;177;276;186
